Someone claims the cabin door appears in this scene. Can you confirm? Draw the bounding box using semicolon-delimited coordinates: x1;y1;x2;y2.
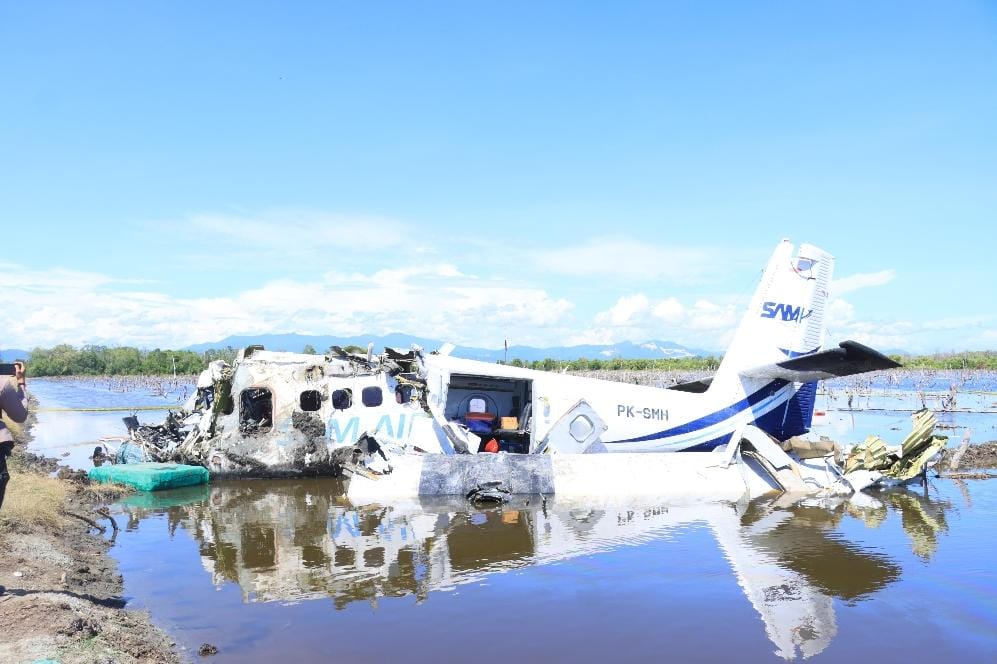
537;399;608;454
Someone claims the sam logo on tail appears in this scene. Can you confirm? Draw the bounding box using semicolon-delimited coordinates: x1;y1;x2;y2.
761;302;813;322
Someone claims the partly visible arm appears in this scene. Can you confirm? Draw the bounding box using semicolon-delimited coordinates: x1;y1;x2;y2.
0;362;28;424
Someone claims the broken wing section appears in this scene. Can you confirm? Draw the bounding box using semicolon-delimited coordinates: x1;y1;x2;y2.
738;341;901;383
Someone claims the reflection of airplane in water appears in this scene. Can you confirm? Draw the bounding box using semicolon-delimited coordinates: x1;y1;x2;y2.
140;481;953;661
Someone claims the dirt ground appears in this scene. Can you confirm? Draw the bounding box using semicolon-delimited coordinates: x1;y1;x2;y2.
938;440;997;470
1;402;182;663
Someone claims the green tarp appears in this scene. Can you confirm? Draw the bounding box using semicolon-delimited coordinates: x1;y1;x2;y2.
118;483;211;509
88;462;209;492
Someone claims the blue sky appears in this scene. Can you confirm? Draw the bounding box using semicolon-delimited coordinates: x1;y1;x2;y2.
1;1;995;353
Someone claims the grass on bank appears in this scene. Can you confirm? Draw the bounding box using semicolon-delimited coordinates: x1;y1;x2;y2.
1;467;133;533
3;412;64;530
80;481;134;502
0;471;67;531
1;412;132;532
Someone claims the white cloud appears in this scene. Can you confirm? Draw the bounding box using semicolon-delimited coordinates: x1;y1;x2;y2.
596;294;650;326
185;210;409;250
0;264;116;293
0;261;572;350
564;328;617;346
582;293;743;349
830;269;896;296
652;297;685;323
685;299;740;331
4;236;989;356
825;298;994;353
367;264;464;285
146;210;427;273
533;238;756;282
826;298;856;323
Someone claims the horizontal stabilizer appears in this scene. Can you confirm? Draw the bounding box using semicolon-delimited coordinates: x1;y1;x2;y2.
739;341;901;382
666;377;713;393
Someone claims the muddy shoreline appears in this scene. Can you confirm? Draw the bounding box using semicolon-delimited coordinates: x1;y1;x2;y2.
0;397;183;663
938;440;997;473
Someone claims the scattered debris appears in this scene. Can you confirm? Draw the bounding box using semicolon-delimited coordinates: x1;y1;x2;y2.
947;429;972;471
843;410;947;480
943;471;997;480
466;481;512;505
941;384;958;411
198;642;219;656
64;510;107;533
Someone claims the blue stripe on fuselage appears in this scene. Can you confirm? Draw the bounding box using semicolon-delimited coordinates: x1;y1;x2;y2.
675;435;733;452
603;379;790;445
779;346;819;358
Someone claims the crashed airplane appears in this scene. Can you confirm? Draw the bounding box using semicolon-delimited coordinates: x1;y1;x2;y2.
123;239;934;502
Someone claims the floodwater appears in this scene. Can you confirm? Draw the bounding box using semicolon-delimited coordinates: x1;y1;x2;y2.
816;371;997;444
27;377;190;469
23;378;997;662
108;481;997;662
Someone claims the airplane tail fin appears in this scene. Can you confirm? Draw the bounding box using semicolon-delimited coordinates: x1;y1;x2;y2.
705;240;834;441
715;239;835;382
708;240;899;441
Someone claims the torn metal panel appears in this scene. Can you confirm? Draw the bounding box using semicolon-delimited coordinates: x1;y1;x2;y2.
843;410;946;481
118;345;436;477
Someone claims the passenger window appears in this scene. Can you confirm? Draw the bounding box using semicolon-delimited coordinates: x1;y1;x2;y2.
395;385;413;404
300;390;322;411
240;387;273;434
332;389;352;410
362;386;383;407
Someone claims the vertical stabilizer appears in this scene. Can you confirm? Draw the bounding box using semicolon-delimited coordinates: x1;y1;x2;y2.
715;240;835;382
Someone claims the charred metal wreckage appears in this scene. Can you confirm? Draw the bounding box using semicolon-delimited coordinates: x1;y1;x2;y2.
123;343;430;477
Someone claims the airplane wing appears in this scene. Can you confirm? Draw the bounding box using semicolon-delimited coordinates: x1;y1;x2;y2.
738;340;901;382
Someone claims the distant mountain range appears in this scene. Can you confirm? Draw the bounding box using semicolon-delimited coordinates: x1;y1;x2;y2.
0;349;30;362
183;333;718;361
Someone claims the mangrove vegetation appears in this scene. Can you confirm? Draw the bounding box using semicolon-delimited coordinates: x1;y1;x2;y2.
10;344;997;377
23;344;238;377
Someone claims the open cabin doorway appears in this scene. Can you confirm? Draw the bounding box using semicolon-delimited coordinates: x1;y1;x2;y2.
443;374;533;453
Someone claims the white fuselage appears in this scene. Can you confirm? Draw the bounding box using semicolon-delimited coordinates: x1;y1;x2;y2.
205;351;803;464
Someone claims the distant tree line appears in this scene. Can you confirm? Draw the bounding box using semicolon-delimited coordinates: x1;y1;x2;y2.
25;344;238;376
889;351;997;371
501;356;723;372
504;351;997;373
13;345;997;377
21;343;382;376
